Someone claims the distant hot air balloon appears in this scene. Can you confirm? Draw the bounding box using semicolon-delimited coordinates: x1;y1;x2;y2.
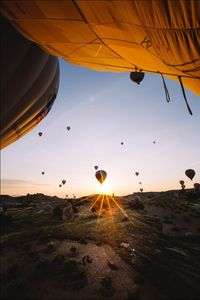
38;132;43;137
67;126;71;131
130;72;145;85
41;171;45;175
181;184;186;190
153;141;156;144
179;180;184;185
139;182;142;185
62;180;66;185
185;169;195;181
140;188;143;193
121;142;124;145
0;17;59;150
94;165;98;170
59;184;62;188
95;170;107;184
194;183;200;191
135;172;139;176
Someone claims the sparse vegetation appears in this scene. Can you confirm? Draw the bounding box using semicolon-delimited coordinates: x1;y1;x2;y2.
107;260;119;270
101;274;112;288
0;192;200;300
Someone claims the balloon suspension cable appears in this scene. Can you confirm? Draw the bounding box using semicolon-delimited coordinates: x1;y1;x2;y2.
159;72;170;103
178;76;193;116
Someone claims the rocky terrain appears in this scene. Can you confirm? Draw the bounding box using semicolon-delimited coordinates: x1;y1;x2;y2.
0;189;200;300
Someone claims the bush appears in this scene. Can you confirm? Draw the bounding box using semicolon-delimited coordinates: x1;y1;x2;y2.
28;250;38;258
53;206;62;217
53;254;65;264
70;246;77;254
6;264;18;279
62;259;87;281
8;278;27;296
35;259;49;276
47;241;55;251
82;255;92;265
101;275;112;288
0;212;12;225
107;260;119;270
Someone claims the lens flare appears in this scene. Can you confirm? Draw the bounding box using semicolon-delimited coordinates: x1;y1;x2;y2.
96;182;113;195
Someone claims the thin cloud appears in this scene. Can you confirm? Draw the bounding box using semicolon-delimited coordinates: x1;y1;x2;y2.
1;179;50;186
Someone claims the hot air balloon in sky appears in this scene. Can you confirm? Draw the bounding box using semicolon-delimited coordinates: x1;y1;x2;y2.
59;184;62;188
135;172;139;177
179;180;184;185
94;166;98;170
140;188;143;193
62;180;66;185
0;16;60;150
38;132;43;137
194;183;200;191
41;171;45;175
185;169;195;181
95;170;107;185
67;126;71;131
121;142;124;145
139;182;142;185
130;72;145;85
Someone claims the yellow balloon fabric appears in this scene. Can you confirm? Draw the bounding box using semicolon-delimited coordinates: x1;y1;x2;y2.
1;0;199;95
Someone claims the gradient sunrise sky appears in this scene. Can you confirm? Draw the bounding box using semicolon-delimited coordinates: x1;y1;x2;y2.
1;59;200;197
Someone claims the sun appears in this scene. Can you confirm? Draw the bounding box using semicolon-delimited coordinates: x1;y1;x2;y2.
96;182;113;195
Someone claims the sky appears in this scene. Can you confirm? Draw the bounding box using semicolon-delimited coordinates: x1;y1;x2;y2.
1;58;200;198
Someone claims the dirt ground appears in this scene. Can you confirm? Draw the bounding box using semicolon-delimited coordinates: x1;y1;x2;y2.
1;190;200;300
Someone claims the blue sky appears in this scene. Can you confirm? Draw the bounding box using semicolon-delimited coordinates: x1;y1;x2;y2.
1;59;200;197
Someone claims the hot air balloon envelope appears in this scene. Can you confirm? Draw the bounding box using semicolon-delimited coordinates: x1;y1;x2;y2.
179;180;184;185
95;170;107;184
0;16;59;149
94;165;98;170
1;1;200;95
135;172;139;176
185;169;195;180
62;180;66;185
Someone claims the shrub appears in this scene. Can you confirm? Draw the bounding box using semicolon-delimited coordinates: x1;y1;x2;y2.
82;255;92;265
101;275;112;288
70;246;77;254
35;259;49;274
7;264;18;279
53;206;62;217
107;260;119;270
0;212;12;225
53;254;65;264
8;278;27;295
63;259;86;281
28;250;38;258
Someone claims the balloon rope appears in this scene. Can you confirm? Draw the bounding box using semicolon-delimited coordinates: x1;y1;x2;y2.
160;73;170;102
178;76;193;115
